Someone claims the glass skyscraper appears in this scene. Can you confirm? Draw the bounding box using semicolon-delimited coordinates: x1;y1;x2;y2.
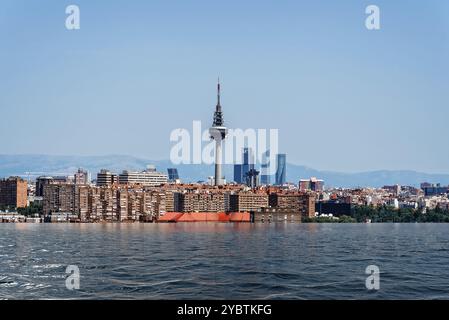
233;164;243;184
167;168;179;182
233;148;254;184
275;153;286;185
260;149;271;185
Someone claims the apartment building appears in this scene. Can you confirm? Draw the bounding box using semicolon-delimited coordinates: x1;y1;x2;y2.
173;191;226;212
229;192;269;212
0;177;28;208
43;184;76;214
269;192;316;218
43;183;165;222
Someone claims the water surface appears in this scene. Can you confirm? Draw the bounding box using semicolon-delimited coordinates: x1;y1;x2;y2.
1;223;448;299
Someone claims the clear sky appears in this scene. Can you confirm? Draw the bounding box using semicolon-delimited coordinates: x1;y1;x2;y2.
1;0;448;173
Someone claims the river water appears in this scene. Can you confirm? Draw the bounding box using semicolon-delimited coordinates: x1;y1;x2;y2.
1;223;449;299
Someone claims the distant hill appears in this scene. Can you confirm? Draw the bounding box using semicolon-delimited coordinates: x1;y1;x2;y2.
1;154;449;188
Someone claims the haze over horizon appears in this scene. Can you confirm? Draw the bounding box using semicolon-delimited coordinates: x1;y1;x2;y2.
1;0;448;173
1;153;449;177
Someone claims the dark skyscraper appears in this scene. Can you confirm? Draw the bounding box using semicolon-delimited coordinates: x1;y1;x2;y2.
275;153;286;185
242;148;255;178
233;164;243;184
245;168;260;188
167;168;179;182
234;148;254;184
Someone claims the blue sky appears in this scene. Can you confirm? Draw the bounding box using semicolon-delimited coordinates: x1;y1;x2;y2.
0;0;448;173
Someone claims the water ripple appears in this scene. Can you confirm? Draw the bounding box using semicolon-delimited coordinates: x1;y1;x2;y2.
1;223;449;299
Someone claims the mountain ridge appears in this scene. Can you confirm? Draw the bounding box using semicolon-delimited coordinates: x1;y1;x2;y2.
1;154;448;188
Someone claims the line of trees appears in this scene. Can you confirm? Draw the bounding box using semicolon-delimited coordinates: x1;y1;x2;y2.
302;205;449;223
0;202;43;216
17;202;43;216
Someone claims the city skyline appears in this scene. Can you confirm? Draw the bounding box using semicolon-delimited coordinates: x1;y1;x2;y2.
3;0;449;305
1;1;449;174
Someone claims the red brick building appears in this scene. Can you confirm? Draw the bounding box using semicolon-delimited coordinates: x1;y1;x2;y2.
0;177;28;208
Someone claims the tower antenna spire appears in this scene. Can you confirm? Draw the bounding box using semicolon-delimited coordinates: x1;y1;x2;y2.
217;76;221;109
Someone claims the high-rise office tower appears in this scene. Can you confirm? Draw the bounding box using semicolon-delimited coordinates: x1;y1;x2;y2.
242;148;255;178
275;154;286;186
234;148;255;184
245;168;260;188
260;149;271;185
167;168;180;182
233;164;243;184
209;79;227;186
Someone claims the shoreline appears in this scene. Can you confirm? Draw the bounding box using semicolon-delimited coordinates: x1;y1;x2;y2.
2;221;449;224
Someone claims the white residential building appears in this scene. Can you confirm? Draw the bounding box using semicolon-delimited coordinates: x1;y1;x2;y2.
119;166;168;186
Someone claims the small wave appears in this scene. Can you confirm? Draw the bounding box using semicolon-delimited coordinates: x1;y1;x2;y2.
0;281;18;288
32;264;63;269
147;278;195;287
109;278;193;288
261;292;295;299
